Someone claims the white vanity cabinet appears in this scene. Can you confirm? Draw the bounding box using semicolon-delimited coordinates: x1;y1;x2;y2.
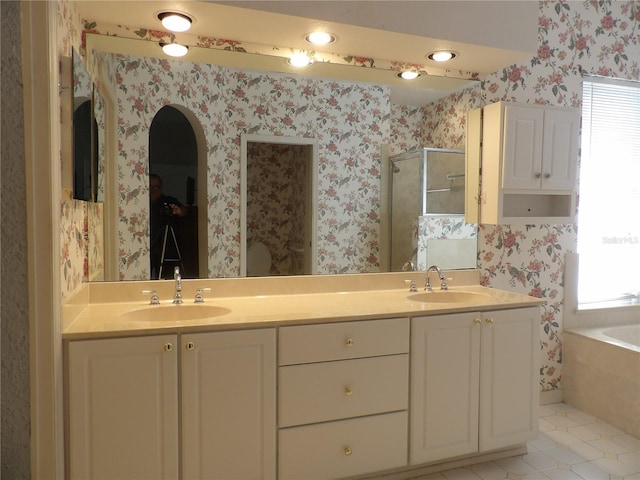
66;329;276;480
410;307;539;465
479;101;579;223
277;318;410;480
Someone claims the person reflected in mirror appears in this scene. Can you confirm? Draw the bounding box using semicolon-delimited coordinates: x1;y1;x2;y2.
149;173;188;279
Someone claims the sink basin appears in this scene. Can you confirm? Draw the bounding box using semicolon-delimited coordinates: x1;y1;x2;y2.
407;291;493;304
119;304;231;322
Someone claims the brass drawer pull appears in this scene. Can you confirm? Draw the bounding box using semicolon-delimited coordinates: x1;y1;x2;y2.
344;447;353;456
345;338;354;347
345;386;353;396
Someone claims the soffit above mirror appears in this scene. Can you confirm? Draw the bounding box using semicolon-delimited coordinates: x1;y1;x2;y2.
75;1;534;105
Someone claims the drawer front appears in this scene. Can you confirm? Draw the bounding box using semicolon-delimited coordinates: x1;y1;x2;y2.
279;411;408;480
279;318;409;365
279;354;408;427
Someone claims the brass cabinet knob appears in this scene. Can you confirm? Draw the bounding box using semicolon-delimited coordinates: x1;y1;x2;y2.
344;447;353;456
486;318;494;325
163;343;174;352
186;342;195;351
345;338;354;347
345;386;353;396
474;318;481;326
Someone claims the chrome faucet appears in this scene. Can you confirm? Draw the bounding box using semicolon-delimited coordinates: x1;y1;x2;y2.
425;265;448;291
173;266;183;304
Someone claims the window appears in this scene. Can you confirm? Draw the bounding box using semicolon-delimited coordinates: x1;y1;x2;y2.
578;77;640;306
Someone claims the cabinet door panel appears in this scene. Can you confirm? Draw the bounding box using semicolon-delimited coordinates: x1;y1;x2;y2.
480;307;540;451
502;105;544;190
410;314;480;464
67;335;179;480
181;329;276;480
541;108;579;190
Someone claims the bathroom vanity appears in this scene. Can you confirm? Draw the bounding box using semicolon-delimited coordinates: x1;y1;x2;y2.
63;271;544;480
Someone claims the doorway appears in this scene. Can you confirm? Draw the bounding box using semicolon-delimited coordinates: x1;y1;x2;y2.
148;105;205;279
240;134;318;277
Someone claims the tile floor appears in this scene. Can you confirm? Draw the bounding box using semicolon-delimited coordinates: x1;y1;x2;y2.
418;403;640;480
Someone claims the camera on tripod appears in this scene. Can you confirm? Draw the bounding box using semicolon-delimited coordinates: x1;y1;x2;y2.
162;202;174;217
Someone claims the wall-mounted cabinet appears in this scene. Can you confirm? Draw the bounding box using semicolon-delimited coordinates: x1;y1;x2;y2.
475;101;579;224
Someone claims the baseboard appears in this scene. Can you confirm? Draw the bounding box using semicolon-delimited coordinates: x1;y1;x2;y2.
540;389;563;405
355;446;528;480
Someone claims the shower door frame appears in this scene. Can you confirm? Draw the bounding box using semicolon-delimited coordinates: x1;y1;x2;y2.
388;147;465;271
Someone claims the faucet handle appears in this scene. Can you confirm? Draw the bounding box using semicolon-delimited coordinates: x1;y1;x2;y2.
194;287;212;303
141;289;160;305
404;280;418;292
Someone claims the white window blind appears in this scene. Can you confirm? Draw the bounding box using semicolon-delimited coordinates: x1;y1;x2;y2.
578;77;640;306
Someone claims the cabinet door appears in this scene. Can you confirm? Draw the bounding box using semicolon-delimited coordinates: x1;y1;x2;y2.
181;329;276;480
541;108;579;191
67;335;179;480
502;104;545;190
479;307;540;451
410;313;480;464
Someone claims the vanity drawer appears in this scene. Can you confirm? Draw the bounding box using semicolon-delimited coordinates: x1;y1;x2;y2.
279;317;409;365
279;354;408;427
279;411;408;480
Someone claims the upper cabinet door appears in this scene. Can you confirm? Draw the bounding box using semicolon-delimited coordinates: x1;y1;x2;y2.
502;104;545;190
541;108;580;191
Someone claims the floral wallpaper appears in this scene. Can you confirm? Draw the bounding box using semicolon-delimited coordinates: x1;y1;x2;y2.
58;0;90;297
417;215;478;271
424;0;639;392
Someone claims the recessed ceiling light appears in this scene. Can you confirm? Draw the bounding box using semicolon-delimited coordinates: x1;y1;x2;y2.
157;11;193;33
161;42;189;57
305;32;336;45
288;53;314;67
398;71;420;80
427;51;457;62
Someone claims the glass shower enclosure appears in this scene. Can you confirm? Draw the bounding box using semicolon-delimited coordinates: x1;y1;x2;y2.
389;147;477;272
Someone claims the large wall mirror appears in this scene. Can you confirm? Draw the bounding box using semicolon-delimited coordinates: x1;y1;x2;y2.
81;5;490;282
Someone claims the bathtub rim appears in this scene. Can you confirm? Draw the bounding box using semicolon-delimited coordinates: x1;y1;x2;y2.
564;325;640;354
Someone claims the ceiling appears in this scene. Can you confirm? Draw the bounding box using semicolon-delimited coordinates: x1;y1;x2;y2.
75;1;538;105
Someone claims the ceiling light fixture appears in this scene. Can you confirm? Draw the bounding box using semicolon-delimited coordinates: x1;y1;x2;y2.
398;71;420;80
288;53;314;67
157;11;193;33
305;32;336;46
427;51;457;62
161;42;189;58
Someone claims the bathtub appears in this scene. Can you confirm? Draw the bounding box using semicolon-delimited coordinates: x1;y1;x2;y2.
563;324;640;438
